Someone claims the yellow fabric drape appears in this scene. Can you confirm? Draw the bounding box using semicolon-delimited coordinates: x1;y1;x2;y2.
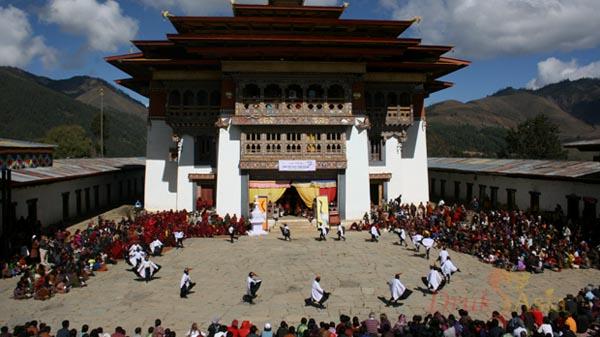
248;188;287;204
292;183;320;208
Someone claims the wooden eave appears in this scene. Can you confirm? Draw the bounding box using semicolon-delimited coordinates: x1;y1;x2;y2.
168;16;412;37
425;80;454;93
187;46;406;60
167;33;420;46
115;78;148;96
232;4;345;18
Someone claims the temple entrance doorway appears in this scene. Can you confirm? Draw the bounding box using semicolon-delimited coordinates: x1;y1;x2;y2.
278;187;310;218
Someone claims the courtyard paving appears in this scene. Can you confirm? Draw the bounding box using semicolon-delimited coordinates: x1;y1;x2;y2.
1;226;598;334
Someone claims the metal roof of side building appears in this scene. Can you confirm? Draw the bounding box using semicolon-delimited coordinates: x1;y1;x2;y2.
563;139;600;151
0;138;57;150
8;157;145;186
428;157;600;180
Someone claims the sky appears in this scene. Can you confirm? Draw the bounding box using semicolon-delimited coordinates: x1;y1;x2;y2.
1;0;600;106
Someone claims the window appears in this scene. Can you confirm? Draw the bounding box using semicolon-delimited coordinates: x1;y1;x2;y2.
168;90;181;106
490;186;499;208
93;185;100;208
209;91;220;107
466;183;473;201
182;90;194;106
106;183;112;206
75;189;82;216
119;181;124;201
195;135;216;166
430;178;436;197
387;92;398;106
506;189;516;210
454;181;460;201
243;84;260;101
62;192;70;221
84;188;91;213
127;180;132;198
365;92;373;108
26;198;38;223
307;84;324;101
529;191;540;213
369;136;383;161
566;194;580;220
264;84;282;102
478;184;487;201
399;92;411;106
286;84;303;101
197;90;208;106
133;179;137;196
374;92;385;107
327;84;345;102
440;180;446;199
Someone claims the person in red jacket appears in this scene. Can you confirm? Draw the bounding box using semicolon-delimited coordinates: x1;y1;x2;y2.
227;320;240;337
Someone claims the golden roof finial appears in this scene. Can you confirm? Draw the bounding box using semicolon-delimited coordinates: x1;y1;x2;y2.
411;16;422;24
161;10;173;19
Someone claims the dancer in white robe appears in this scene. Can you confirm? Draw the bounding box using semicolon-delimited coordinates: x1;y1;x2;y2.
180;267;195;298
137;256;160;283
128;248;145;267
422;237;435;259
370;224;380;242
425;266;444;293
318;225;328;241
174;230;185;248
306;276;329;308
441;257;460;283
280;224;291;241
244;272;262;304
149;239;163;256
337;224;346;241
438;246;449;265
387;273;406;306
412;233;423;252
394;227;408;247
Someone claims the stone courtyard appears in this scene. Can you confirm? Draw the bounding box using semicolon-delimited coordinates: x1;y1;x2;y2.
1;224;598;334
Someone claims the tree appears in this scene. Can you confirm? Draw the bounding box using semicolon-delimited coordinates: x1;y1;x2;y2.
504;114;567;159
91;111;109;156
41;124;93;158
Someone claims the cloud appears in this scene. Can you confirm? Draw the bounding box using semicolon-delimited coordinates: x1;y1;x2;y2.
43;0;138;52
380;0;600;59
138;0;339;16
0;5;57;68
526;57;600;89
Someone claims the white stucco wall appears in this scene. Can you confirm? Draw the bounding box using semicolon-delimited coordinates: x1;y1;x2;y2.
344;122;371;219
399;120;429;204
10;170;144;227
428;169;600;215
216;125;242;217
367;120;430;205
145;119;177;211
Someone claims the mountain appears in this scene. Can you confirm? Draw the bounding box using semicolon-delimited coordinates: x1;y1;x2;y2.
426;78;600;158
0;67;146;157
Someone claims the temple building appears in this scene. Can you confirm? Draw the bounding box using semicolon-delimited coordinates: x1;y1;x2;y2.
106;0;468;220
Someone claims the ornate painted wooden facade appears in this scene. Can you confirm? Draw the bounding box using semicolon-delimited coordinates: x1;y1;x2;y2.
106;0;468;219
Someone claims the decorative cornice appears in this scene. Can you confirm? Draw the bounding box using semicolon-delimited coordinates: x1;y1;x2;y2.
369;172;392;181
239;160;346;170
188;173;216;181
356;116;371;130
215;117;231;129
230;115;354;126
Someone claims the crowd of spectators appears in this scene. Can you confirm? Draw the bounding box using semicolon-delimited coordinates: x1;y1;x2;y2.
1;209;249;300
2;284;598;337
351;200;600;272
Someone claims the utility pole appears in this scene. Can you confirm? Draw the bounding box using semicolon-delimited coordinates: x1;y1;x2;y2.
100;88;104;157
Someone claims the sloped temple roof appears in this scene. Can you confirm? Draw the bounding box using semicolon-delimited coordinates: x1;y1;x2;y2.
106;2;469;96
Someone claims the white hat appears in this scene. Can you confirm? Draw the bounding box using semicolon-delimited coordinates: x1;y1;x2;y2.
264;323;271;330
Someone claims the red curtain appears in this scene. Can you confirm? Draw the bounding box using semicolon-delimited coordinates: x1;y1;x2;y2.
319;187;337;203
